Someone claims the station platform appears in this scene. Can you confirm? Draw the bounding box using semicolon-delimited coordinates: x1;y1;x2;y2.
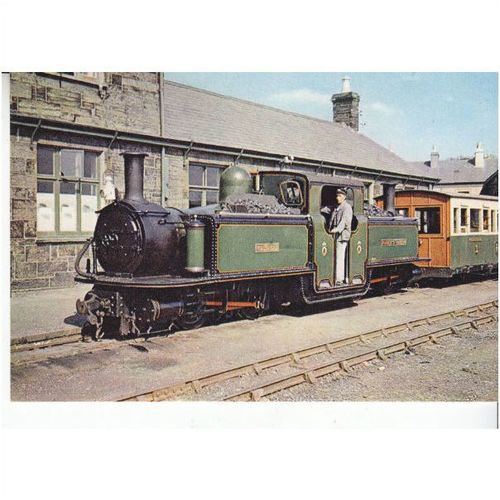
10;283;91;344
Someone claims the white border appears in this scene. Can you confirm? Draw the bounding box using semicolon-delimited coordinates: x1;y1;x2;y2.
1;1;499;498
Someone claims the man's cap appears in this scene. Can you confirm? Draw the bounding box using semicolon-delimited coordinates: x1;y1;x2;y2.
337;188;347;196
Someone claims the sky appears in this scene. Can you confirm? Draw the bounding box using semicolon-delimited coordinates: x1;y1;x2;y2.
164;72;498;162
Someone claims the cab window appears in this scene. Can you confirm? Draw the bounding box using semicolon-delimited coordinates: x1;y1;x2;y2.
279;180;303;207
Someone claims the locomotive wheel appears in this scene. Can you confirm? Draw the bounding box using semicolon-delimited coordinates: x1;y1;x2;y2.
81;321;97;342
236;289;269;321
237;308;263;321
174;291;207;330
174;312;206;330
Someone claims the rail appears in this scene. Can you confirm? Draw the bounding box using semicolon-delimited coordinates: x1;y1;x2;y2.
119;300;498;402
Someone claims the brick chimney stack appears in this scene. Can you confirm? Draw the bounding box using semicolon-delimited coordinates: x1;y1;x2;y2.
331;76;360;131
474;142;484;168
430;145;439;168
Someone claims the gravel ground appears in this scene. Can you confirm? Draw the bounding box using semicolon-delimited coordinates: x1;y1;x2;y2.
265;321;498;402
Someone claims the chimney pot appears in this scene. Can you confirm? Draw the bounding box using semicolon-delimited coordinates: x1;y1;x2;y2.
341;76;351;93
430;146;439;168
475;142;484;168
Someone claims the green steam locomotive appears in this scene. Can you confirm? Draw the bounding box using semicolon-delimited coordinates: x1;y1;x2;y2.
75;153;421;339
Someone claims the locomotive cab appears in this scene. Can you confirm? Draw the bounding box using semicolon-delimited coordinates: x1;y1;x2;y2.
305;174;368;290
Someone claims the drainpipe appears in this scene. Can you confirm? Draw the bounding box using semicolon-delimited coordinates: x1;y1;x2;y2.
158;72;165;136
161;146;169;207
158;73;168;206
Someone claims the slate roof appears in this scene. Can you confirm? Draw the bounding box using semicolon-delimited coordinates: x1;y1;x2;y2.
163;80;438;181
408;157;498;184
481;171;498;196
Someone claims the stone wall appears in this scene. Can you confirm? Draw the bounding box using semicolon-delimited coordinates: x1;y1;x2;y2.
10;137;165;292
10;72;167;292
164;149;187;208
10;72;162;137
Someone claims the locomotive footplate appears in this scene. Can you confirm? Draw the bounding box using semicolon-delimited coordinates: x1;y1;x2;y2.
75;267;314;289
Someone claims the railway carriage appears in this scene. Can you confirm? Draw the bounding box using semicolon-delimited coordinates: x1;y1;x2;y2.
388;190;498;278
75;153;421;339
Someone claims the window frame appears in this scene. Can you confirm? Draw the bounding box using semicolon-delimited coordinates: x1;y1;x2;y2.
414;206;442;235
469;207;481;233
279;180;304;207
40;72;104;86
482;207;492;233
36;146;101;238
460;207;470;234
188;163;223;208
451;200;498;235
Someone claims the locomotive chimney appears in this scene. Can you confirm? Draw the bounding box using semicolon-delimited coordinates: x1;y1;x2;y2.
382;182;397;214
121;152;147;202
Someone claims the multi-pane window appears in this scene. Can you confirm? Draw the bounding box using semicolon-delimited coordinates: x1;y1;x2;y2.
36;146;100;235
59;72;101;83
470;209;480;233
453;207;460;234
189;164;221;208
453;206;497;234
482;209;490;232
460;208;469;233
415;207;441;234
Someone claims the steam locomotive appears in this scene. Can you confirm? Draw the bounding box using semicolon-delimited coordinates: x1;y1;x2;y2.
75;153;422;339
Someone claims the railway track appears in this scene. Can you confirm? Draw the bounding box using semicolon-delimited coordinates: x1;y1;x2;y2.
10;280;492;356
11;328;82;353
119;300;498;402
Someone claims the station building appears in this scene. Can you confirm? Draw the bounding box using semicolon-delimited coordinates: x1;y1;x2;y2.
410;143;498;196
8;72;495;291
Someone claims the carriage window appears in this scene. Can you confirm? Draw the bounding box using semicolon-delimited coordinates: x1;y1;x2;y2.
397;208;409;217
482;209;490;232
460;208;468;233
453;208;460;234
470;209;480;233
415;208;440;234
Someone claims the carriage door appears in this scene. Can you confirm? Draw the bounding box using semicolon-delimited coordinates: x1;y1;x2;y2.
348;187;368;285
414;205;446;267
